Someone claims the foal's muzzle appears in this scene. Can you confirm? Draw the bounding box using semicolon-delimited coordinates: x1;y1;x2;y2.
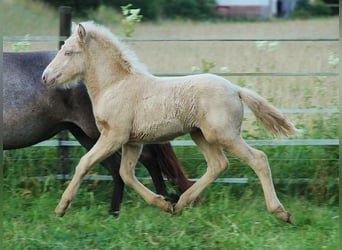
42;70;61;86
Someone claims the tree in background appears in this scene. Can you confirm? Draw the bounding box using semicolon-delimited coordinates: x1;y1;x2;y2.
39;0;217;20
162;0;217;20
41;0;99;16
291;0;332;18
39;0;336;20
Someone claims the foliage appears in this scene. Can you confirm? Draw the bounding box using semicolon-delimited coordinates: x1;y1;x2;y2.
120;4;143;37
291;0;332;18
103;0;161;21
39;0;99;17
328;51;339;69
295;0;311;10
85;5;122;25
103;0;218;20
162;0;218;20
38;0;218;20
191;58;216;73
322;0;339;15
11;35;31;52
310;1;332;16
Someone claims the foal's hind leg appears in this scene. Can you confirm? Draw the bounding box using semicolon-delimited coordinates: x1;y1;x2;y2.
223;137;292;223
120;144;173;213
174;131;228;213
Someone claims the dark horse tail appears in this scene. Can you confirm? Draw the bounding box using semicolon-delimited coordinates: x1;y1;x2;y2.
146;143;192;195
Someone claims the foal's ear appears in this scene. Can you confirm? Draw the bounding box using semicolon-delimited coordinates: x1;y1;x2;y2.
77;23;87;43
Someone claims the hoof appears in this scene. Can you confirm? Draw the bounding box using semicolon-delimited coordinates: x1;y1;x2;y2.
55;200;71;217
55;208;66;217
272;206;293;224
153;195;174;213
286;212;293;224
173;203;183;215
108;210;120;218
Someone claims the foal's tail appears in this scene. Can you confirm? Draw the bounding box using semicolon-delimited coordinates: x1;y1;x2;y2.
238;88;298;137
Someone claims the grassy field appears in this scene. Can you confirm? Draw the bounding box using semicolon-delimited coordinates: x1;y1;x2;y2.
3;182;339;250
2;1;339;249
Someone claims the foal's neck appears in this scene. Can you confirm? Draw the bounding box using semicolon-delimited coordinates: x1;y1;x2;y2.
83;40;151;102
83;52;140;102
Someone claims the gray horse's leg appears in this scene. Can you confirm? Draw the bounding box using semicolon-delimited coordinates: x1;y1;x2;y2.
55;133;123;217
119;144;173;213
174;130;228;213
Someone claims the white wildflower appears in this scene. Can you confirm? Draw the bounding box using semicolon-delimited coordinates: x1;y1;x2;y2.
268;41;279;51
256;41;279;52
255;41;268;51
125;15;135;22
191;66;200;73
220;66;229;73
122;9;129;16
328;52;339;68
130;9;141;17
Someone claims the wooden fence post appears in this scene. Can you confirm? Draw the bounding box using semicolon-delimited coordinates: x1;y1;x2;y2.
57;6;72;180
59;6;72;48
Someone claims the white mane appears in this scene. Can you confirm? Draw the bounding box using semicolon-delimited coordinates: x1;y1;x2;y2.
79;21;148;74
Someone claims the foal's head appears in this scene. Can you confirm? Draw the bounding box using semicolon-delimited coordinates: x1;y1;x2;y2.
42;22;147;88
42;23;91;88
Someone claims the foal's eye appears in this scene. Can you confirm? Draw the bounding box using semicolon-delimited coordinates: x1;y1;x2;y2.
65;51;73;56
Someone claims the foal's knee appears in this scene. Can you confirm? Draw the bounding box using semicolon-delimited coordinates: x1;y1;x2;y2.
119;166;134;186
74;155;92;177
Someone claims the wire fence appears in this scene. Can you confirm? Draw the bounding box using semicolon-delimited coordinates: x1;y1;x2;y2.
3;35;339;42
3;34;339;184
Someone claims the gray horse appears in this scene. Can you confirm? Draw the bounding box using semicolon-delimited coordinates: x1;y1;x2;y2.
3;51;192;215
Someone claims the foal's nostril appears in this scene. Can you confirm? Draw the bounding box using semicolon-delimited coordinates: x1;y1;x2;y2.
42;73;47;83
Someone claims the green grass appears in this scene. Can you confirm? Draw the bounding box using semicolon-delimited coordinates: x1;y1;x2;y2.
3;183;338;250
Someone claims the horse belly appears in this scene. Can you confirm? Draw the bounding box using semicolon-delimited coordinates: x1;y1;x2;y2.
130;119;190;144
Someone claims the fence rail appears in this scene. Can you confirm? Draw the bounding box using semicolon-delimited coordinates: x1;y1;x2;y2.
33;139;339;148
156;72;338;77
34;174;330;185
28;137;338;184
3;36;339;42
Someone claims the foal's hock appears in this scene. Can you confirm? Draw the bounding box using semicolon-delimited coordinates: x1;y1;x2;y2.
43;22;297;223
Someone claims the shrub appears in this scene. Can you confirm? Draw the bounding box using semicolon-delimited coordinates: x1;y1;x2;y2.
103;0;162;20
291;0;332;18
40;0;218;20
162;0;217;20
40;0;99;16
310;2;332;16
105;0;217;21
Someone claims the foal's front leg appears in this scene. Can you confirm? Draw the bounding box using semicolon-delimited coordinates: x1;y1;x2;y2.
120;144;174;213
55;134;121;217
